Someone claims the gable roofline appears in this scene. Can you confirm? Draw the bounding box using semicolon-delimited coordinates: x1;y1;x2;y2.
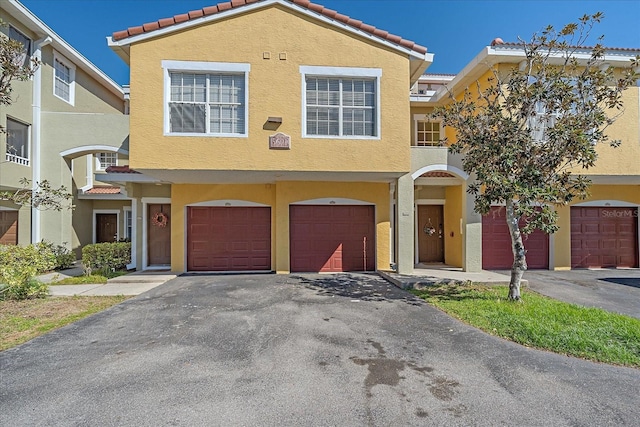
433;43;640;102
107;0;429;63
4;0;124;98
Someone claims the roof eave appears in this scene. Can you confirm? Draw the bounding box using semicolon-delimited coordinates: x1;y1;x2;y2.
108;0;428;60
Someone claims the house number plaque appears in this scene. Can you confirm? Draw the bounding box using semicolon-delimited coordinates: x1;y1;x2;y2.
269;132;291;150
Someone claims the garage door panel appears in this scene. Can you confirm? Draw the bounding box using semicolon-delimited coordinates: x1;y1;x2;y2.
290;205;375;272
482;207;549;270
571;207;638;268
187;206;271;271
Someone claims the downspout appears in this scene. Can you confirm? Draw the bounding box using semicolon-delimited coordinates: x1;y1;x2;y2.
30;35;52;243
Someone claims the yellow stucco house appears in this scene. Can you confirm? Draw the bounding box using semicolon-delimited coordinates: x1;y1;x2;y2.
105;0;639;274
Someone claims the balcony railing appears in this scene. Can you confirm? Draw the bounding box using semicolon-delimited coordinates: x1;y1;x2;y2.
5;152;30;166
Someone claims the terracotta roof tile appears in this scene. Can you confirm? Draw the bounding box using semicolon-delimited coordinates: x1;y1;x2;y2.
105;165;141;174
86;186;122;195
111;0;428;55
496;42;640;52
421;171;455;178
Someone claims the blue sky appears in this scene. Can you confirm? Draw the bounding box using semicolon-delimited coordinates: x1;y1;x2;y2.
20;0;640;86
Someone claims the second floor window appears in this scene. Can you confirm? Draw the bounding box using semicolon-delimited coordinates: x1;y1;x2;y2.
169;72;246;135
9;26;31;67
416;120;442;146
5;118;30;166
54;53;75;104
305;77;376;137
97;152;117;170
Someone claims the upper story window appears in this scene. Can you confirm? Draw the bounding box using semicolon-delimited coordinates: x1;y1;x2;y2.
9;26;31;67
162;60;250;137
5;118;30;166
414;114;442;146
300;66;381;139
53;52;76;105
96;152;117;170
526;101;559;143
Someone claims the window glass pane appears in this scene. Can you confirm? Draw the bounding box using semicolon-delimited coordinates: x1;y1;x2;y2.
9;27;31;67
6;118;29;159
97;152;117;169
170;103;206;133
54;59;71;101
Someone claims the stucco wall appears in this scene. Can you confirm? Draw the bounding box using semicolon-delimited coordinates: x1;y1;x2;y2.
128;5;411;174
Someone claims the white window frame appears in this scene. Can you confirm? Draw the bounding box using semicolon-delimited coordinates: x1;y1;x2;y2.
413;114;442;147
53;51;76;105
5;117;30;166
162;60;250;137
123;207;133;241
8;26;32;68
300;66;381;140
95;152;118;171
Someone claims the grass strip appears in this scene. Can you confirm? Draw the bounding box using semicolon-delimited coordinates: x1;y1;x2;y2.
411;284;640;367
50;275;108;285
0;296;128;351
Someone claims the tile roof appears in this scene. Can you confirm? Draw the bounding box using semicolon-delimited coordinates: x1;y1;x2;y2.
105;165;141;174
494;42;640;52
85;186;122;194
420;171;455;178
111;0;427;55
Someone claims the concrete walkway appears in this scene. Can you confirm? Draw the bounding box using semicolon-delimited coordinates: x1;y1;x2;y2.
42;267;175;296
379;263;517;289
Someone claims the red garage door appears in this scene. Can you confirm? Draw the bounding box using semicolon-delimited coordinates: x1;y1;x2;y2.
187;207;271;271
482;207;549;270
290;205;375;272
571;207;638;268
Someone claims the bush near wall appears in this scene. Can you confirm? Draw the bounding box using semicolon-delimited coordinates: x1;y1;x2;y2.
82;242;131;276
39;241;76;270
0;243;55;300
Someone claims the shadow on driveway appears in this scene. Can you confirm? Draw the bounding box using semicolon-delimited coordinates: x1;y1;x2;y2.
291;273;424;305
599;277;640;289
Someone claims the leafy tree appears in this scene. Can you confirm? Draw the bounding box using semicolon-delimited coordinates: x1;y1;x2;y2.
1;20;72;210
433;13;639;300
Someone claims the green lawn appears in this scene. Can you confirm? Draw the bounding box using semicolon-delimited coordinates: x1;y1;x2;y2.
0;296;129;351
411;284;640;367
50;275;108;285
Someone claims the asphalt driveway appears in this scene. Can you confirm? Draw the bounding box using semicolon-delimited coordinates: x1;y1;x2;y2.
524;269;640;319
1;273;638;426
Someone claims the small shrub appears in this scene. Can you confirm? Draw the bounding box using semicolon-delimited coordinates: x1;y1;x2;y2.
38;241;76;270
82;242;131;276
0;278;48;300
0;244;53;300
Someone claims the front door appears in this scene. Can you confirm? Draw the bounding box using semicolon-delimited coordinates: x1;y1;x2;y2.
148;204;171;266
418;205;444;263
96;214;117;243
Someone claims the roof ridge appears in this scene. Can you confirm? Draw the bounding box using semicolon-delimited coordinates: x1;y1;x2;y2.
111;0;427;55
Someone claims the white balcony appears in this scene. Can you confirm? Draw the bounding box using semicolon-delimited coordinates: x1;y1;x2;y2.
5;152;30;166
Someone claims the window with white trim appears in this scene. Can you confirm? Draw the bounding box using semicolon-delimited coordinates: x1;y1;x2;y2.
416;120;442;146
300;66;381;138
526;101;560;143
162;61;250;136
53;53;75;104
96;152;117;170
9;26;31;67
5;118;30;166
124;208;133;241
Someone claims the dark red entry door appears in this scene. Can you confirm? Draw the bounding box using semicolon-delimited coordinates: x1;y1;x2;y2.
290;205;375;272
187;206;271;271
482;206;549;270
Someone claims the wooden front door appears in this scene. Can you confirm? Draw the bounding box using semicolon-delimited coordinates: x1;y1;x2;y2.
148;204;171;266
0;211;18;245
418;205;444;263
96;214;117;243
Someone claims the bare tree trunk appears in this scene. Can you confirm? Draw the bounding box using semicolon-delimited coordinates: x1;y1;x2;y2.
505;200;527;301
